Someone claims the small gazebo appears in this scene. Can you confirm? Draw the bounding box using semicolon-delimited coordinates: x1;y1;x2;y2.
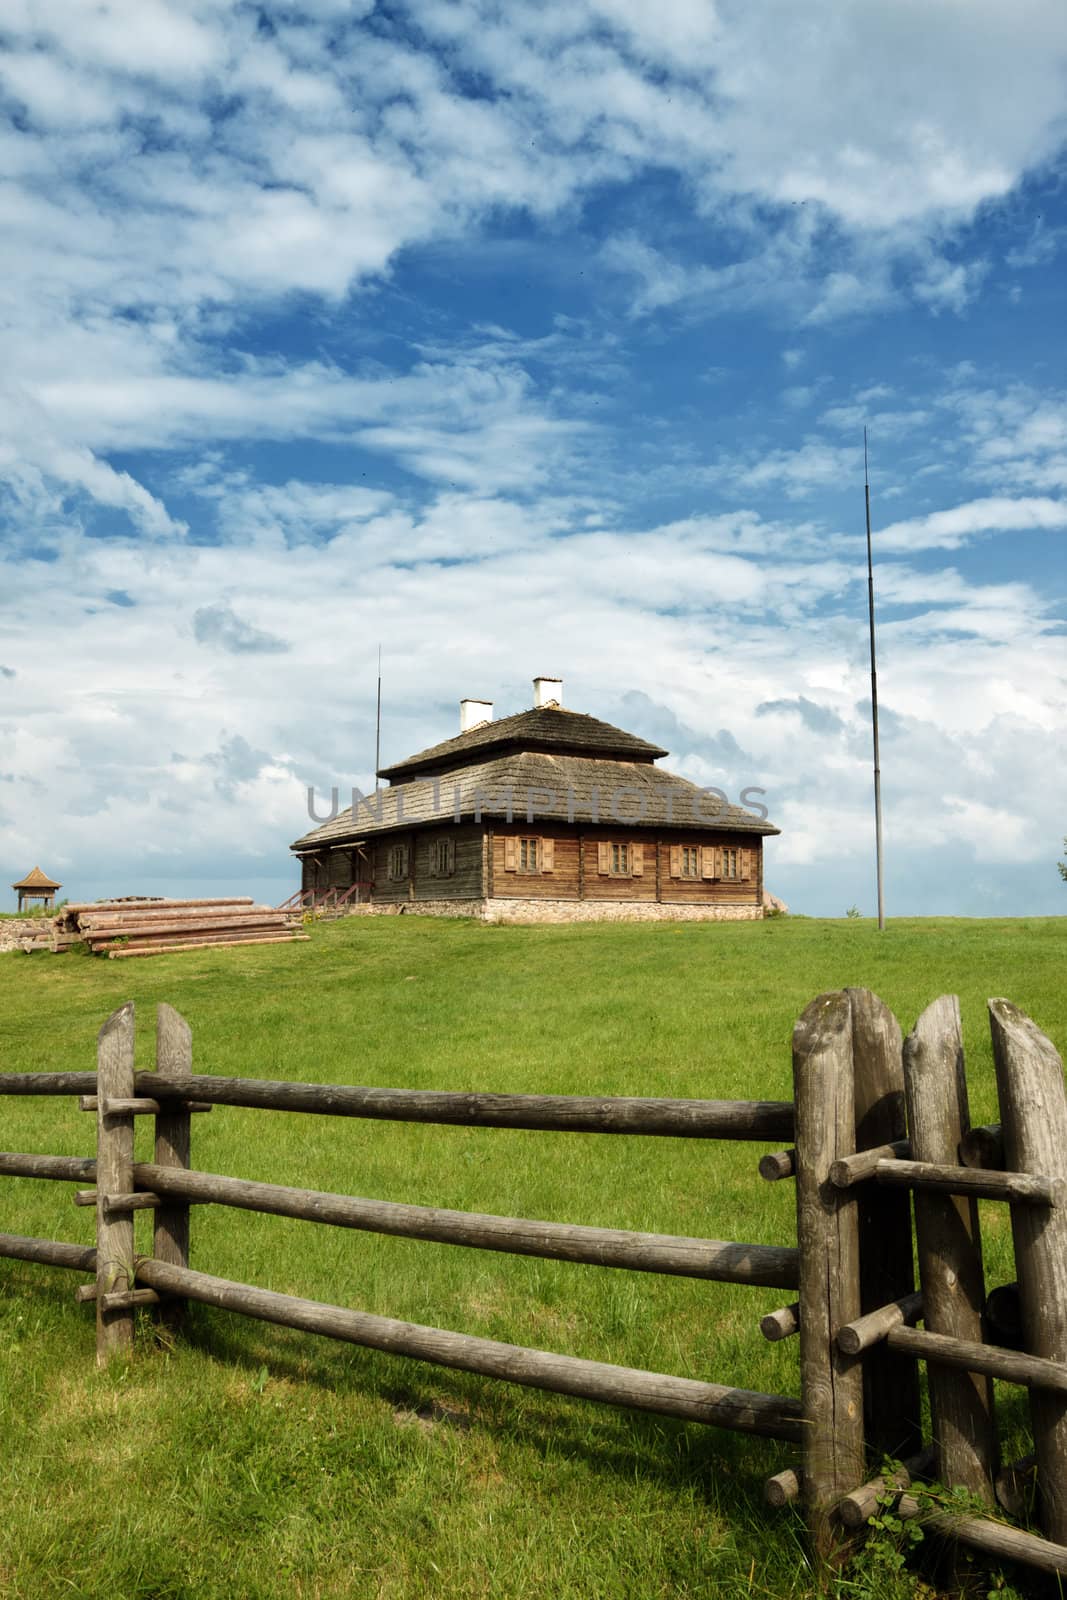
12;866;62;913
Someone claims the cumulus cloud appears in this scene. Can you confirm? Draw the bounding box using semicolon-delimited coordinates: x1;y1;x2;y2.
879;495;1067;552
193;604;290;655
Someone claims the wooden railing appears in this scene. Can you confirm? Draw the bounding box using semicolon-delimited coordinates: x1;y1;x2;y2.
2;988;1066;1581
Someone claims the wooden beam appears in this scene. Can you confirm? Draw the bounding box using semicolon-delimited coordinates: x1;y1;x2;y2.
154;1004;193;1331
95;1002;136;1366
902;995;995;1504
132;1255;803;1441
793;990;864;1559
131;1162;799;1286
131;1073;796;1140
989;998;1067;1544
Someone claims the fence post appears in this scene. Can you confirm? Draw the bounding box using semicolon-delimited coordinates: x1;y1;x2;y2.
847;988;921;1462
794;991;864;1561
902;995;995;1503
95;1002;136;1366
988;998;1067;1545
153;1004;192;1330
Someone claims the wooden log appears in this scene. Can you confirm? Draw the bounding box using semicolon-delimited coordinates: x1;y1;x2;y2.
87;920;286;941
989;998;1067;1544
985;1283;1022;1349
81;1097;163;1117
88;912;288;935
95;1003;136;1366
902;995;995;1503
765;1468;801;1508
836;1446;936;1529
108;934;308;958
793;991;865;1559
64;898;255;914
79;1096;212;1114
153;1004;192;1331
759;1149;795;1181
848;988;921;1462
102;1193;160;1213
828;1138;910;1188
922;1511;1067;1576
0;1073;97;1097
760;1303;800;1342
101;1287;161;1311
874;1159;1060;1205
133;1256;803;1439
836;1290;923;1356
131;1162;800;1287
886;1325;1067;1394
74;1190;98;1206
0;1152;96;1183
959;1123;1005;1171
75;1283;98;1302
131;1074;796;1141
0;1232;95;1272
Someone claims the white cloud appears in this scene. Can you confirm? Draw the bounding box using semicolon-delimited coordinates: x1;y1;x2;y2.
879;495;1067;552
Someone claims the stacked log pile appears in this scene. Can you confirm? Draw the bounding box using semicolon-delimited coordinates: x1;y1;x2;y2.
56;898;308;959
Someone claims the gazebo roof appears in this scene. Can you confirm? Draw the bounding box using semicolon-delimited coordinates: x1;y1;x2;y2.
11;865;62;891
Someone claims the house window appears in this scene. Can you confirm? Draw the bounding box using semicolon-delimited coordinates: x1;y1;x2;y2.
680;846;700;879
504;835;555;874
721;848;739;881
387;842;410;881
596;841;644;877
429;837;455;878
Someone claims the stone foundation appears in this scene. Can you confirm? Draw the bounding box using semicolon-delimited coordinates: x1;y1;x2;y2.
481;898;763;924
344;899;763;925
0;916;58;952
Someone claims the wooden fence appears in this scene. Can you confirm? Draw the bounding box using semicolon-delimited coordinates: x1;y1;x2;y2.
2;987;1066;1582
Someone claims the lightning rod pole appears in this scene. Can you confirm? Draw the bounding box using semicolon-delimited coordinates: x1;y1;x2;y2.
865;428;885;931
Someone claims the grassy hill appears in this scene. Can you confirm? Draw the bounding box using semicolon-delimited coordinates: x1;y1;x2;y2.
0;915;1063;1598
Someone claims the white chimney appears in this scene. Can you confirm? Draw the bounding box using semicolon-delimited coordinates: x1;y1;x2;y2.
533;675;562;708
460;698;493;733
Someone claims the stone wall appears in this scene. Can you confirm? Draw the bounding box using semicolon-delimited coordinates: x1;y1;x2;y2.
344;899;763;925
480;898;763;925
0;917;57;952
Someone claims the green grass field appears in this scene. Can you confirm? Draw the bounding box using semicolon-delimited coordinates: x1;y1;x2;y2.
1;915;1064;1599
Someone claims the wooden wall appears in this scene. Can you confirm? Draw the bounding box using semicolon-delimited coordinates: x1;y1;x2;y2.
489;824;762;906
302;823;763;907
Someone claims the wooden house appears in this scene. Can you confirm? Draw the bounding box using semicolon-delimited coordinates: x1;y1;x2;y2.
290;678;779;922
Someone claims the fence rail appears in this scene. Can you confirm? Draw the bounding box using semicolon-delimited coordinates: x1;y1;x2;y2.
3;987;1067;1582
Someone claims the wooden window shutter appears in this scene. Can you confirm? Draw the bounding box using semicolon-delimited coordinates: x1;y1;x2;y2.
740;848;752;881
447;837;456;874
669;844;681;878
597;841;611;875
701;845;718;880
540;837;555;873
630;842;643;876
504;837;518;872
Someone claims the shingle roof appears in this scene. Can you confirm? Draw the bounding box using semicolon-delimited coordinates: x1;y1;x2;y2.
11;865;62;890
377;705;668;781
292;751;778;851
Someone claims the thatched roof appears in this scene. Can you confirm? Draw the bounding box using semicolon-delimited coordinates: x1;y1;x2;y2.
11;865;62;890
292;751;778;852
378;705;667;782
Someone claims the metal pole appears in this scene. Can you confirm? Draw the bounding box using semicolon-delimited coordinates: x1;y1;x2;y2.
865;429;885;930
375;645;382;794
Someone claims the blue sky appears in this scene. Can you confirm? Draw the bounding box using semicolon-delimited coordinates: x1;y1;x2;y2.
1;0;1066;916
